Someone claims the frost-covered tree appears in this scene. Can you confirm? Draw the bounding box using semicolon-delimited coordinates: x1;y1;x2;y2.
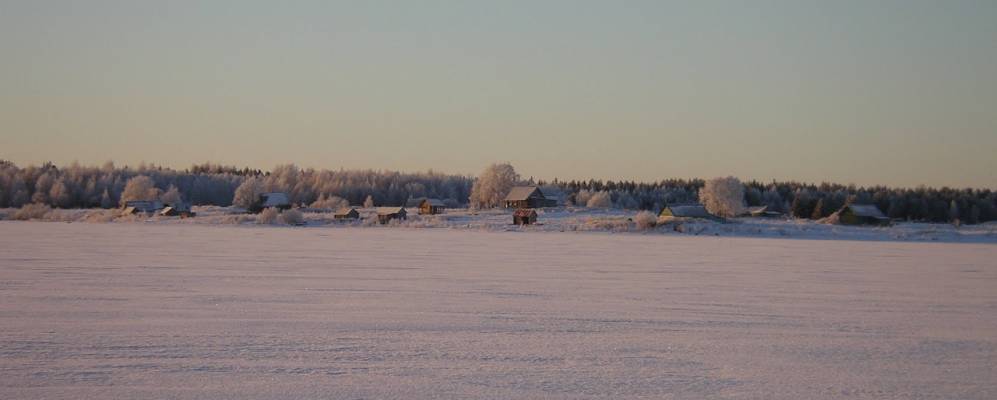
311;195;349;210
160;185;183;206
699;176;745;218
48;178;72;208
363;195;375;208
100;189;113;209
469;163;519;209
120;175;160;205
232;176;264;209
586;191;612;208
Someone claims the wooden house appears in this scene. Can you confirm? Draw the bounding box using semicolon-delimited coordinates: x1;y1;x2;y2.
418;198;446;215
160;203;195;218
376;207;407;224
513;209;538;225
659;204;715;219
829;204;890;226
504;186;557;209
122;200;164;215
743;205;783;218
334;207;360;220
249;192;291;213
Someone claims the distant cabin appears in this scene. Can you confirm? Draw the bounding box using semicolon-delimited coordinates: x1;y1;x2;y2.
829;204;890;226
504;186;558;209
249;192;291;213
122;200;164;215
376;207;407;224
418;198;446;215
161;203;195;218
743;205;783;218
513;208;538;225
334;207;360;220
659;204;715;219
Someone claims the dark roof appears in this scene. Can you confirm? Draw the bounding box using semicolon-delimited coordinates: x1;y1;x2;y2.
513;209;537;217
420;198;446;207
504;186;544;202
661;204;713;218
845;204;888;219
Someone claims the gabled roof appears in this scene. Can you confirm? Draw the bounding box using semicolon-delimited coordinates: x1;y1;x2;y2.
334;207;358;216
845;204;888;219
504;186;544;201
377;207;406;215
661;204;713;218
420;198;446;207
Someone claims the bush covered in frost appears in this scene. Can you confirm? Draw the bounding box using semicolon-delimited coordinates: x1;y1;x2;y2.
13;203;52;220
280;208;305;225
257;207;280;224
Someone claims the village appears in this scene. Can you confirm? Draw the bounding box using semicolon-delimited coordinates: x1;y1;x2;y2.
116;184;893;226
71;183;997;245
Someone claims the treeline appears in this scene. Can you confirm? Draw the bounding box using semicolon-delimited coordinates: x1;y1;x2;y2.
540;178;997;224
0;161;472;209
2;160;995;224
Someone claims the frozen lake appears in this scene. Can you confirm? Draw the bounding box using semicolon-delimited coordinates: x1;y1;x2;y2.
1;222;995;399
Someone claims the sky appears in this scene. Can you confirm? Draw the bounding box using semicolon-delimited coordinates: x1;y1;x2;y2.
1;0;995;188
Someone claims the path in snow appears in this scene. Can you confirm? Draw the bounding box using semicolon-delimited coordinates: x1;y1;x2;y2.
1;222;995;399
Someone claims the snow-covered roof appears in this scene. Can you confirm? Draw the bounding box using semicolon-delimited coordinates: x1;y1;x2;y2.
420;198;446;207
662;204;713;218
334;207;358;216
124;200;163;212
377;207;406;216
261;193;289;207
747;205;768;214
846;204;887;219
504;186;544;201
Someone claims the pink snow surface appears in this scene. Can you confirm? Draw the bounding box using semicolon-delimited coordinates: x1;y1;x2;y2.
1;222;995;399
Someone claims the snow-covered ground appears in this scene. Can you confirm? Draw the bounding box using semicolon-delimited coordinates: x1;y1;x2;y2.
1;222;995;399
3;205;997;243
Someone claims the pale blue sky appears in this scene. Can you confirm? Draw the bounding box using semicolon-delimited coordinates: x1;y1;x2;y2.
2;1;995;187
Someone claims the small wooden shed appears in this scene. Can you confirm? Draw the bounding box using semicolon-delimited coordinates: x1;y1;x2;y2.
249;192;291;213
334;207;360;220
122;200;164;215
161;203;195;218
419;198;446;215
377;207;407;224
513;209;538;225
829;204;890;226
659;204;714;219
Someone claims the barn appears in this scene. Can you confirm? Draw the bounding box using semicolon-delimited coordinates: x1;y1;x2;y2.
828;204;890;226
418;198;446;215
513;209;538;225
504;186;558;209
122;200;164;215
377;207;407;224
249;192;291;213
743;205;783;218
160;203;195;218
659;204;715;219
334;207;360;220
